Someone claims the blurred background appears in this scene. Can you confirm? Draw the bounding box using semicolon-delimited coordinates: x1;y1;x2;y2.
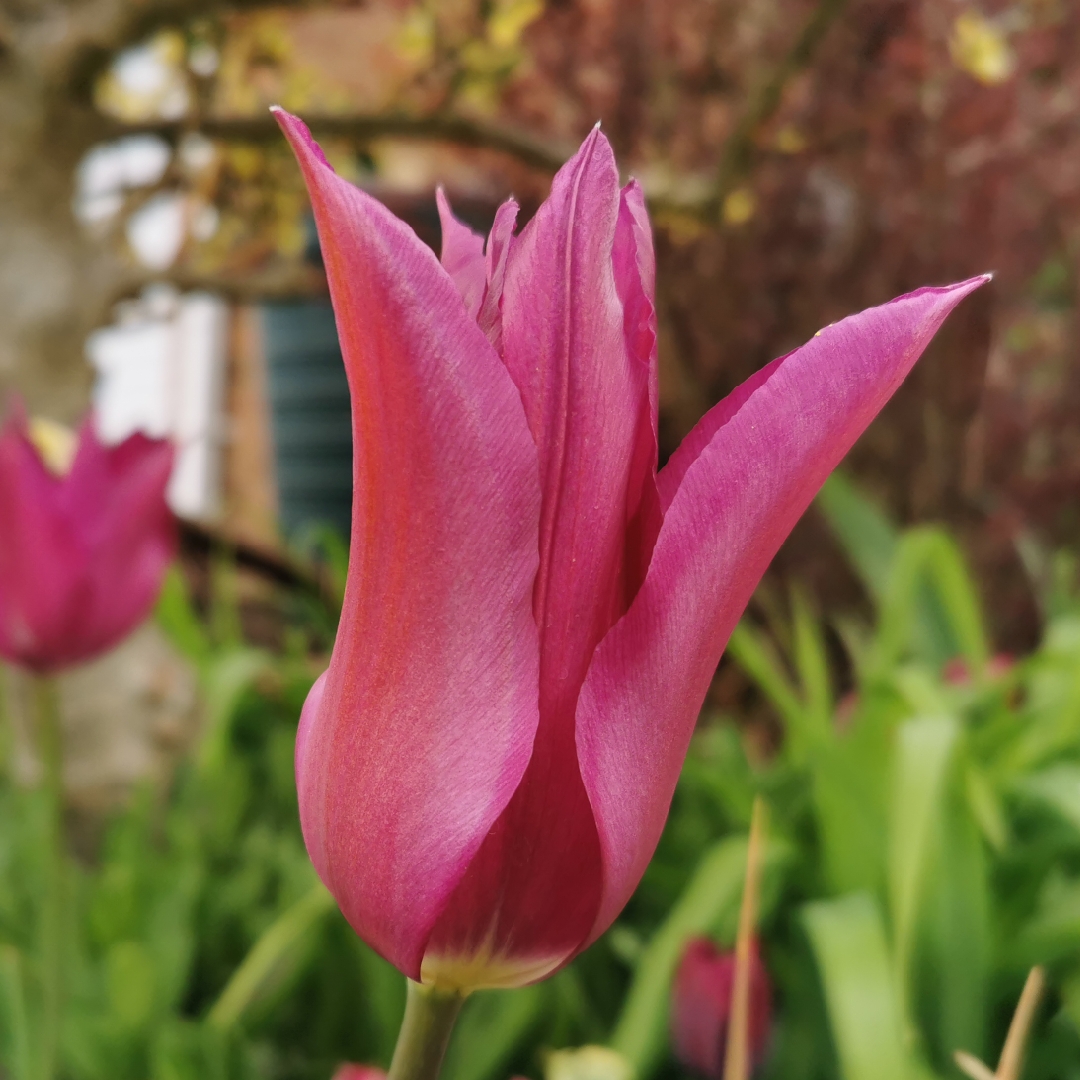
1;0;1080;1078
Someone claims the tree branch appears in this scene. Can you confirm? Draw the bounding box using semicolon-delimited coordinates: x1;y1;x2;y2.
101;110;573;173
709;0;851;214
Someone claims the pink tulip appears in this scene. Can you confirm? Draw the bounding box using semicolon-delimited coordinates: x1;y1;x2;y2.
274;106;988;990
671;937;772;1077
0;409;175;672
332;1066;386;1080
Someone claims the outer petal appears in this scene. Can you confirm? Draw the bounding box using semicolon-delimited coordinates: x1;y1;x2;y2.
0;418;85;669
576;277;991;941
436;189;486;319
425;128;646;983
275;109;542;978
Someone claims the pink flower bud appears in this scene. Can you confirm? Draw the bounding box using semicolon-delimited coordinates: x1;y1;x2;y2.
671;937;772;1077
331;1066;386;1080
0;408;175;672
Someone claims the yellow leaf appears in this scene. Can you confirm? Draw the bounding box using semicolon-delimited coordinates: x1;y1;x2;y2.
950;11;1015;86
488;0;544;49
722;187;756;227
775;124;807;154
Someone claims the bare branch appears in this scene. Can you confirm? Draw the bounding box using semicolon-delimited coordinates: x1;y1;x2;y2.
101;110;573;174
106;261;328;306
710;0;851;213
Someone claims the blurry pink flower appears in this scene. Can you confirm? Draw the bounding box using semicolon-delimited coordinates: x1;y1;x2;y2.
332;1066;386;1080
0;409;175;672
274;106;988;991
671;937;772;1077
942;652;1015;685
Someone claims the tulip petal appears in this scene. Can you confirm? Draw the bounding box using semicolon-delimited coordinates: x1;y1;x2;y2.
477;198;518;352
577;277;990;942
61;427;176;664
500;125;647;704
613;180;661;599
0;421;85;669
275;109;542;978
436;189;486;319
426;131;652;984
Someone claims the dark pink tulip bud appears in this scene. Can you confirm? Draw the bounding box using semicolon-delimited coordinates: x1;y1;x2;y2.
331;1066;386;1080
671;937;772;1077
0;409;175;672
274;102;988;992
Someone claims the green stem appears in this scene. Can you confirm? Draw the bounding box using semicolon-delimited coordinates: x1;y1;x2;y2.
387;980;465;1080
33;676;64;1080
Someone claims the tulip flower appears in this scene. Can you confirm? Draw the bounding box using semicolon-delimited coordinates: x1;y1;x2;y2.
333;1066;387;1080
0;408;175;672
274;107;987;1000
671;937;772;1077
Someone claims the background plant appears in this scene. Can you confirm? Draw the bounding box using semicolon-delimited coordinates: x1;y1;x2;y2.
1;475;1079;1079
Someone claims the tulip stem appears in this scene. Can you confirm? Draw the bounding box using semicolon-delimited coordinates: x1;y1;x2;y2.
34;675;65;1080
388;980;465;1080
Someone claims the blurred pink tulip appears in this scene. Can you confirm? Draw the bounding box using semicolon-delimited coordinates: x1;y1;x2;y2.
332;1066;386;1080
671;937;772;1077
0;409;175;672
275;106;988;990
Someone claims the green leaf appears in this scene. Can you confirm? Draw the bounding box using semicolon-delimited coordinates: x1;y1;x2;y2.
792;587;833;742
206;882;336;1030
1017;764;1080;834
811;707;895;897
0;945;33;1080
442;983;547;1080
155;566;211;668
610;833;788;1078
803;894;912;1080
726;623;804;733
875;529;987;674
816;472;898;602
918;787;989;1068
608;836;751;1077
727;620;826;765
888;714;959;1012
196;648;273;775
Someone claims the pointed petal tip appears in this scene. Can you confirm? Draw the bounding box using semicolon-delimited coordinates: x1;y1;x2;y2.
272;107;334;172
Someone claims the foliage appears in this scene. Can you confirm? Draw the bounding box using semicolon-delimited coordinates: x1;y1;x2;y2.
2;475;1080;1079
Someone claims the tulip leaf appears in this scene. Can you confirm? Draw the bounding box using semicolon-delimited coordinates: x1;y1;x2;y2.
803;893;912;1080
1016;764;1080;834
791;586;833;742
875;528;987;674
196;648;274;775
889;714;959;1014
725;624;807;746
442;983;547;1080
810;711;893;897
155;566;213;668
816;472;898;602
610;835;776;1078
206;882;336;1030
918;786;989;1069
0;945;33;1080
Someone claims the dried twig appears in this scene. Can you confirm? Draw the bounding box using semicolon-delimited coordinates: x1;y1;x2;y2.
722;797;767;1080
953;966;1046;1080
